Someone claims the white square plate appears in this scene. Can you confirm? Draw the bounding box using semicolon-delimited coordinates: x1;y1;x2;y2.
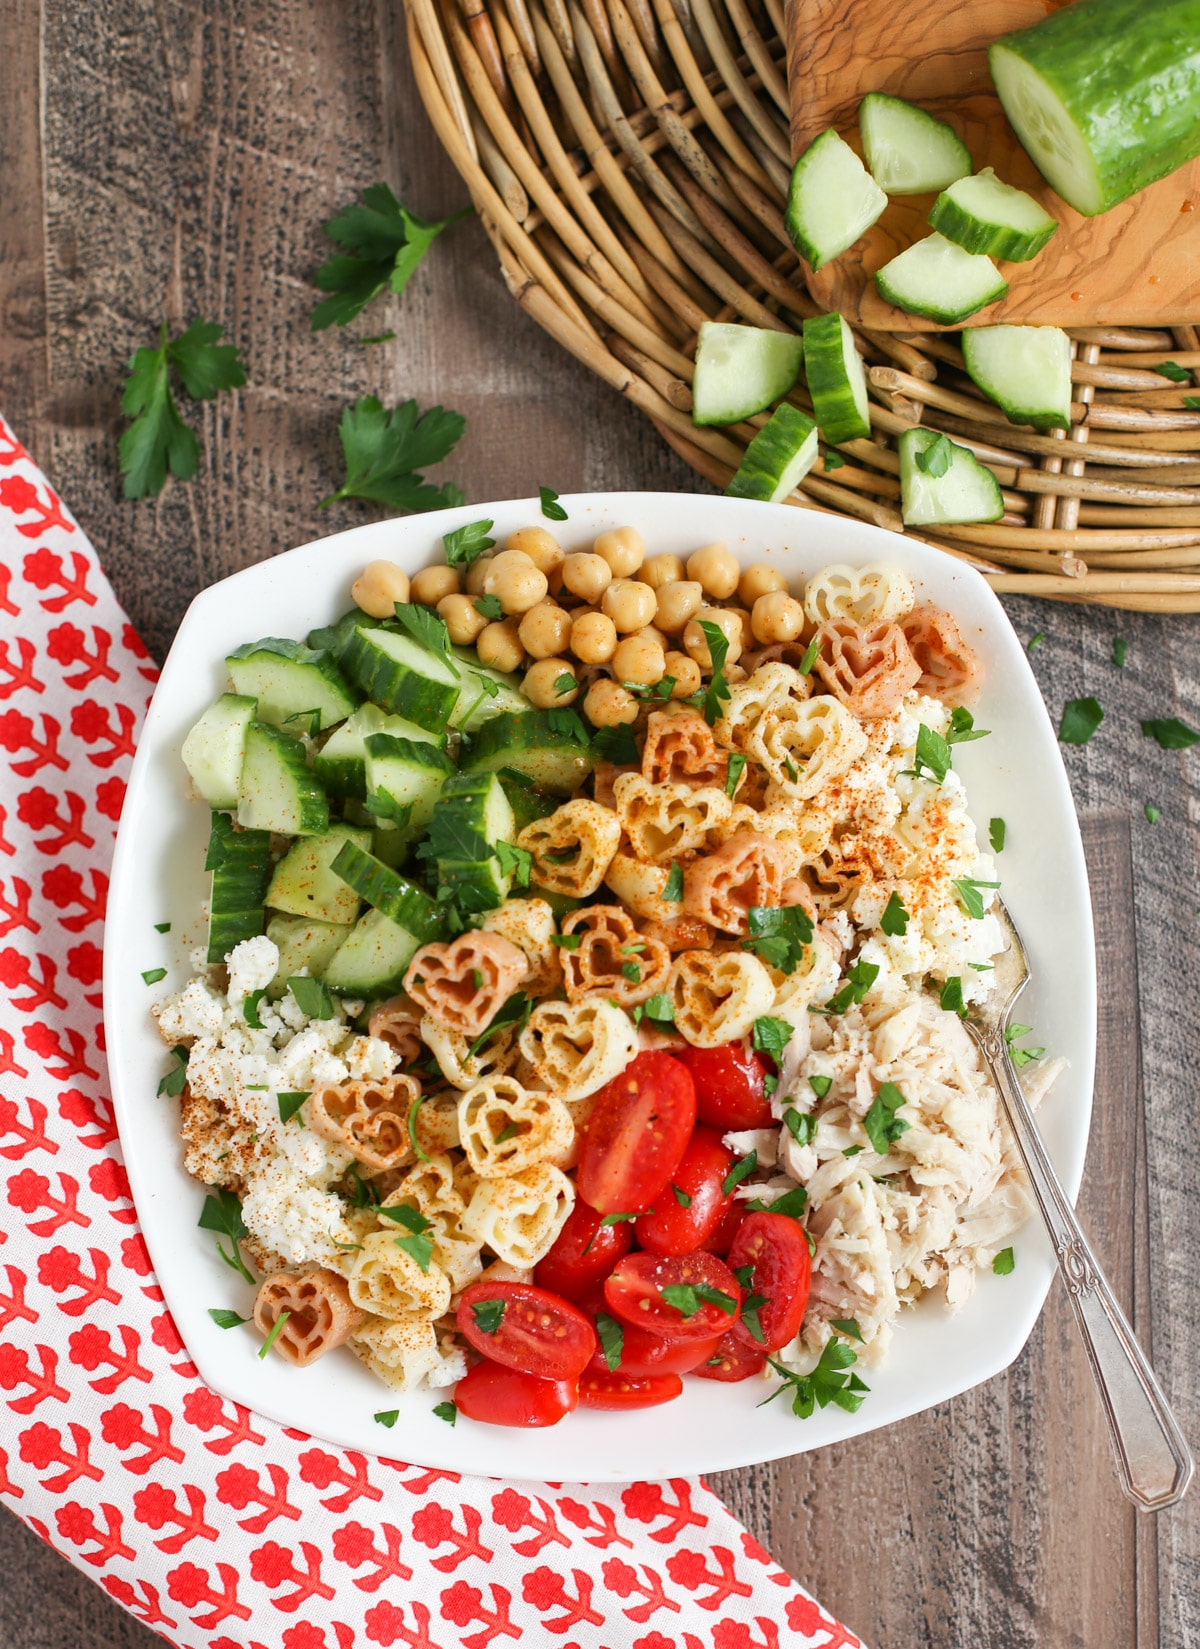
104;491;1095;1482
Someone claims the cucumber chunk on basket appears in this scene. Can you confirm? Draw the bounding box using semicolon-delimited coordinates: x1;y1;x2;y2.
464;710;596;796
692;322;804;426
340;623;462;733
874;233;1008;325
430;771;517;915
786;129;887;271
802;313;871;444
313;703;443;800
181;693;256;810
205;811;272;964
858;93;972;195
265;913;355;999
989;0;1200;218
724;404;819;505
226;638;360;733
928;168;1058;262
267;823;371;926
961;325;1073;432
897;429;1004;527
237;721;330;837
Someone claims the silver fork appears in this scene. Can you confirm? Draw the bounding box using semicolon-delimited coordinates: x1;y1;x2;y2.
966;898;1193;1511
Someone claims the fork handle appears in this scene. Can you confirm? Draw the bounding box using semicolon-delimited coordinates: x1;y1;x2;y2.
984;1034;1193;1511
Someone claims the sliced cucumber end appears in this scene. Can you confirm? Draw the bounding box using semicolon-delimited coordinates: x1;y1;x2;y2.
803;312;871;445
989;42;1104;217
961;324;1073;432
692;322;804;426
874;234;1008;326
928;168;1058;261
858;92;973;195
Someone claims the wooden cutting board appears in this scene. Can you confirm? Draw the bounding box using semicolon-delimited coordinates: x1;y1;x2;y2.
787;0;1200;329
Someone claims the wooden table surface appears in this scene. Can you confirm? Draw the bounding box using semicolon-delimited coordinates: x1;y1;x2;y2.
2;3;1199;1646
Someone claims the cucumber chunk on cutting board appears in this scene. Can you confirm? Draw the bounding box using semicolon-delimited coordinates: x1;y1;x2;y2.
786;129;887;271
929;169;1058;262
875;234;1008;325
858;94;972;195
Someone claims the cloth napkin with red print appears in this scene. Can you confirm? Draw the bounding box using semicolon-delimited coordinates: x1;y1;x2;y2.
0;412;864;1649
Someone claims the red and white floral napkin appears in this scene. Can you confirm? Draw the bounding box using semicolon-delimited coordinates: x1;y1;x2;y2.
0;412;864;1649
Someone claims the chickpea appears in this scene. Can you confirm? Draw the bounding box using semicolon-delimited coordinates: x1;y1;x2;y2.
523;657;579;707
738;561;787;606
410;564;461;606
352;560;411;619
686;541;740;601
506;526;564;578
593;526;645;579
730;607;755;654
476;617;525;674
655;579;703;635
684;606;744;670
561;552;612;603
584;677;639;728
665;650;701;698
481;549;548;616
602;578;658;634
465;554;493;596
751;590;806;645
438;592;487;646
613;634;666;688
570;611;618;665
518;600;573;660
642;553;685;592
637;623;669;652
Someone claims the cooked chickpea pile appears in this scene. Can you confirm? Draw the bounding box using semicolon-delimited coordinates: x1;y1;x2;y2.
352;524;810;727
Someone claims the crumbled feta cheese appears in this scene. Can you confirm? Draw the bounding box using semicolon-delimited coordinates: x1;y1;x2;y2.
226;935;280;1002
344;1035;398;1082
240;1179;355;1266
277;1028;350;1091
154;977;225;1042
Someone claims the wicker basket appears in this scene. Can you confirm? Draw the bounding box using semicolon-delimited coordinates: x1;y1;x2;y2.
404;0;1200;611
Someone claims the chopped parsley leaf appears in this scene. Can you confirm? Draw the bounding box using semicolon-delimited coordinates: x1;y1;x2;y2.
746;1185;808;1219
1112;637;1127;668
993;1247;1015;1275
752;1015;793;1062
760;1328;868;1419
743;904;814;974
798;635;820;675
551;933;581;950
243;988;266;1030
407;1091;430;1163
258;1309;291;1360
470;1298;507;1335
879;890;909;937
696;620;733;725
809;1074;832;1100
939;976;968;1018
375;1409;400;1428
288;975;336;1019
1058;697;1104;745
141;967;167;985
952;877;1000;920
539;485;568;521
643;992;675;1024
620;960;642;983
443;517;496;568
1145;803;1162;824
1154;360;1191;382
661;1283;737;1318
671;1183;692;1208
473;593;504;621
1027;632;1044;653
553;672;578;695
726;751;747;797
157;1045;190;1098
989;817;1006;853
496;840;532;888
862;1081;910;1154
914;432;953;477
596;1311;624;1370
154;921;172;933
277;1091;309;1126
821;959;879;1015
722;1151;757;1195
433;1401;457;1425
208;1308;250;1330
905;723;952;784
784;1108;817;1147
663;862;684;903
494;1122;520;1144
1142;717;1200;750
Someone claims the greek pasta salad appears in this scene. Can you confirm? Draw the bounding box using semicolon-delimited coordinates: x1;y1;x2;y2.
153;519;1058;1428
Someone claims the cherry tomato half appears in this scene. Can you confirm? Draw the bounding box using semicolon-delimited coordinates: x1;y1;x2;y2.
579;1370;683;1410
576;1051;697;1215
674;1043;773;1130
727;1211;812;1353
691;1330;768;1383
634;1127;734;1256
699;1196;746;1258
454;1358;579;1427
456;1282;596;1380
586;1310;723;1378
604;1250;742;1341
534;1198;634;1302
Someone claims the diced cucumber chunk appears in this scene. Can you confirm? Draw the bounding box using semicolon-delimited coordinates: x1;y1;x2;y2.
802;313;871;445
364;734;456;832
430;771;517;915
897;429;1004;527
785;129;887;271
340;624;462;733
464;710;596;796
449;650;531;732
692;323;804;427
265;913;355;999
725;404;819;504
874;233;1008;325
267;824;371;925
496;767;560;835
181;693;256;810
928;169;1058;262
370;826;411;869
313;703;442;800
323;908;429;999
236;722;330;837
307;607;386;658
961;325;1073;432
226;638;360;733
205;812;272;964
329;839;448;940
858;93;972;195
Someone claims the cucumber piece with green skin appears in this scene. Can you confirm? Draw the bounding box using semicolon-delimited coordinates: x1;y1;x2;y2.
961;325;1073;432
724;404;819;504
430;771;517;914
989;0;1200;219
181;693;256;809
340;624;462;733
370;826;411;869
267;823;370;925
858;93;972;195
497;767;560;834
897;429;1004;527
364;733;456;832
874;233;1008;325
307;607;388;658
691;323;804;427
928;169;1057;262
313;703;443;799
785;129;887;272
226;638;361;732
802;313;871;444
463;710;597;795
323;908;432;998
205;812;272;963
330;839;449;940
236;722;330;837
265;913;355;999
449;650;531;732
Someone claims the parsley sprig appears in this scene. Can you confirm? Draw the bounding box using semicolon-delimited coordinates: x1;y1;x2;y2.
743;904;814;974
311;183;472;331
696;620;732;726
119;320;246;499
760;1321;868;1418
321;396;465;511
198;1188;255;1285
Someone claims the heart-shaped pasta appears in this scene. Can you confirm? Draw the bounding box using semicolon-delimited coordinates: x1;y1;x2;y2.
367;995;424;1065
559;904;671;1005
518;798;622;897
481;897;562;996
682;830;795;935
458;1075;575;1177
253;1269;364;1367
307;1075;419;1171
748;694;868;800
347;1230;453;1321
667;949;776;1046
803;827;912;917
409;1087;463;1155
380;1155;483;1292
460;1161;576;1268
802;561;915;630
519;995;639;1102
613;774;732;864
811;618;922;720
592;758;640;811
716;802;828;872
716;662;808;752
603;851;681;922
420;1013;520;1091
349;1314;442;1393
404;931;527;1040
771;929;844;1013
641;914;715;952
900;603;985;707
642;707;730;790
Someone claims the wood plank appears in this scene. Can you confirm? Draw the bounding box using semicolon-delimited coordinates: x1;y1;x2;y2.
0;0;49;444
